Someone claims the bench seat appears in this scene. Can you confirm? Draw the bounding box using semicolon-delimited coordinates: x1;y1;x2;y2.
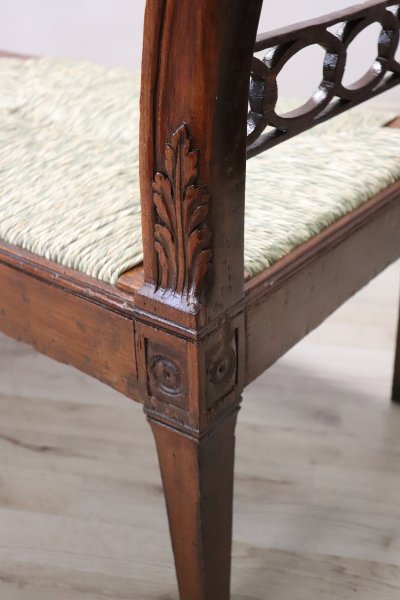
0;57;399;284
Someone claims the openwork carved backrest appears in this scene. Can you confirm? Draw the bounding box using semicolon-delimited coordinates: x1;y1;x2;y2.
248;0;400;158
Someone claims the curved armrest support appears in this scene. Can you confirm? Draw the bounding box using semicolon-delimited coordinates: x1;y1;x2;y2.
138;0;262;328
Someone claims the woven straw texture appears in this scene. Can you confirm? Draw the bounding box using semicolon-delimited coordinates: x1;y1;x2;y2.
0;57;399;284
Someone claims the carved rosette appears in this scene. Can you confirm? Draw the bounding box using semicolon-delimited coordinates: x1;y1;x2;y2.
150;356;183;398
153;125;212;307
137;317;244;435
148;351;187;411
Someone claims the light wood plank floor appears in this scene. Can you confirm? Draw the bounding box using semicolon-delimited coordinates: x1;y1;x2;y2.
1;262;400;599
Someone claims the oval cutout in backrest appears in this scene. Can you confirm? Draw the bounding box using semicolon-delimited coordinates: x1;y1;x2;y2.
275;44;327;117
342;22;382;88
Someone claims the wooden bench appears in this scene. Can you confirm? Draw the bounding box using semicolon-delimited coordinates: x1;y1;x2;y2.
0;1;399;598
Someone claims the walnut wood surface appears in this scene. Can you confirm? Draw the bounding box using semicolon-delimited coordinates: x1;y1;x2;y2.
136;5;262;593
137;0;263;327
150;411;238;600
2;175;399;402
2;283;400;599
0;3;399;598
256;0;397;49
0;260;139;399
117;265;144;293
0;241;137;317
248;1;400;156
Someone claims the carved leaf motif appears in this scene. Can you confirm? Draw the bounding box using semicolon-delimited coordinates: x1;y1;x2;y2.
153;125;212;306
153;192;172;232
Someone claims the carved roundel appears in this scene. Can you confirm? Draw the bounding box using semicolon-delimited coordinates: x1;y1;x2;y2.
208;347;236;388
149;355;183;397
205;334;238;410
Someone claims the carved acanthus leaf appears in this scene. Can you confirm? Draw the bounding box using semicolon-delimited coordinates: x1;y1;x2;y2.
153;125;212;306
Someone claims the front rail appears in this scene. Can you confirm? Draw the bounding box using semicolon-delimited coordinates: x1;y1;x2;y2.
247;0;400;158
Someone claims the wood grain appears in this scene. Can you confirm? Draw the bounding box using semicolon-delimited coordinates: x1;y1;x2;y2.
136;4;262;595
1;262;399;599
0;262;139;400
137;0;263;326
117;265;144;294
150;412;238;600
0;9;399;597
0;241;137;317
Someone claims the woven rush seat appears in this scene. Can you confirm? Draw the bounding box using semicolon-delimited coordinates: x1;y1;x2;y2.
0;57;399;284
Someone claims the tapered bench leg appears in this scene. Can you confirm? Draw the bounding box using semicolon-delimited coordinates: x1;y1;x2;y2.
392;298;400;403
148;410;238;600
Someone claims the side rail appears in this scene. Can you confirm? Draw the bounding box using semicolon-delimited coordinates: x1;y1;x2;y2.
247;0;400;158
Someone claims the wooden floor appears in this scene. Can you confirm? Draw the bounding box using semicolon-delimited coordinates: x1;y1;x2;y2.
1;262;400;600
